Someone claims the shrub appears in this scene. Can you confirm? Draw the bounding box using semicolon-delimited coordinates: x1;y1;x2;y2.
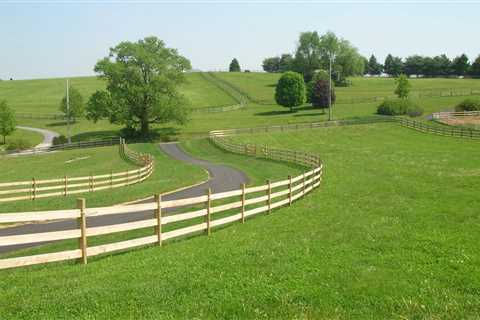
53;135;68;145
377;99;423;117
311;80;336;110
274;72;306;112
6;139;33;151
455;98;480;111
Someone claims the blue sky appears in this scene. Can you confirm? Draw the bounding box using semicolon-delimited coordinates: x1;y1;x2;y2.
1;1;480;80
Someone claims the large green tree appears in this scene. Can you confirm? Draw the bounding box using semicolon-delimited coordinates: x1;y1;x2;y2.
0;100;16;144
292;31;363;84
384;54;404;77
293;31;322;82
262;57;280;73
229;58;241;72
59;85;84;120
274;72;306;112
86;37;191;136
319;32;365;84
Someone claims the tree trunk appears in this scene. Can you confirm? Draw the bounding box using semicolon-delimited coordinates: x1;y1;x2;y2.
140;118;150;137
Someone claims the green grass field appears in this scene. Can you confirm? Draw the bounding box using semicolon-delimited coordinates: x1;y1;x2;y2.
0;127;43;151
0;143;208;213
0;72;236;114
3;73;480;144
1;123;479;318
0;145;134;182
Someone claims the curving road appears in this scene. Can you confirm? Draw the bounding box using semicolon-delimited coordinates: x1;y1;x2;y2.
16;126;60;148
0;142;248;254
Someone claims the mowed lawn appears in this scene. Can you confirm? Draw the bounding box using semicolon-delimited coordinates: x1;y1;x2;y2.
215;72;480;104
1;123;478;318
0;72;236;114
0;127;43;150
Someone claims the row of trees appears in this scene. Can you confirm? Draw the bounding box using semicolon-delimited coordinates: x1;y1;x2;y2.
366;53;480;77
262;31;365;85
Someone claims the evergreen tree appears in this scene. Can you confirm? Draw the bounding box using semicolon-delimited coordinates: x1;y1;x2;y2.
229;58;241;72
452;54;470;76
368;54;382;75
60;85;84;120
470;55;480;77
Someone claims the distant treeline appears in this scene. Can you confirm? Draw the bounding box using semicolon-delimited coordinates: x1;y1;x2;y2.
263;47;480;78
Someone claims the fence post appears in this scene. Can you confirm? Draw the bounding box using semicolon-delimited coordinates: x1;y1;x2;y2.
77;198;87;265
266;180;271;214
31;177;36;200
110;170;113;188
205;188;211;236
155;194;162;246
64;175;68;196
89;173;94;192
241;183;246;223
288;175;292;206
302;171;306;197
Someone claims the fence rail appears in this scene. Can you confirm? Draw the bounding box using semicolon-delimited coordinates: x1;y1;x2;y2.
0;131;322;270
398;118;480;139
432;110;480;119
0;139;154;203
2;137;120;156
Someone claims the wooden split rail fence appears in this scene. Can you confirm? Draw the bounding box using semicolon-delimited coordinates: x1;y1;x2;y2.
399;118;480;139
432;110;480;119
0;139;154;203
0;131;322;270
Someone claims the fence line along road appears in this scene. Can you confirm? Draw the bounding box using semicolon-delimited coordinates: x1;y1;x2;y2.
0;139;154;203
0;130;322;270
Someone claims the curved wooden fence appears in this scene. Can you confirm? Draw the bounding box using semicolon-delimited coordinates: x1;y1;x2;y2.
0;139;154;203
0;131;322;270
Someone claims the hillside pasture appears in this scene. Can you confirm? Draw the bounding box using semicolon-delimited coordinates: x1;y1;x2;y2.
0;72;236;115
214;72;480;105
0;123;479;318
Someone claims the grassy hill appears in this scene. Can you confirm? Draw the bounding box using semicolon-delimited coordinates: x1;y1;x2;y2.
214;72;480;104
0;72;236;114
1;123;479;318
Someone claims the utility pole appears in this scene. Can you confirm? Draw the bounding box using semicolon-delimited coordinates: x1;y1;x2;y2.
66;79;71;143
328;54;333;121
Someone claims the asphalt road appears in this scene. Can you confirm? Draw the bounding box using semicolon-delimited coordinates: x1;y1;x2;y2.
0;143;248;254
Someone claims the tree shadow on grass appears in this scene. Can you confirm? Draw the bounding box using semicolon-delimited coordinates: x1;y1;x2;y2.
47;121;78;127
71;130;120;142
255;105;318;117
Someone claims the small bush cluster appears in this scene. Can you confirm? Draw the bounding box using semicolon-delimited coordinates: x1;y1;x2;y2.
53;135;68;145
6;139;33;151
377;99;424;117
455;98;480;112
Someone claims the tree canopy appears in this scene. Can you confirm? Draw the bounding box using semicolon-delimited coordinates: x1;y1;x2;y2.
274;72;306;112
86;36;191;137
311;79;335;110
367;54;383;75
0;100;16;144
384;54;404;77
395;74;411;99
60;85;84;120
452;54;470;76
229;58;241;72
470;55;480;76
